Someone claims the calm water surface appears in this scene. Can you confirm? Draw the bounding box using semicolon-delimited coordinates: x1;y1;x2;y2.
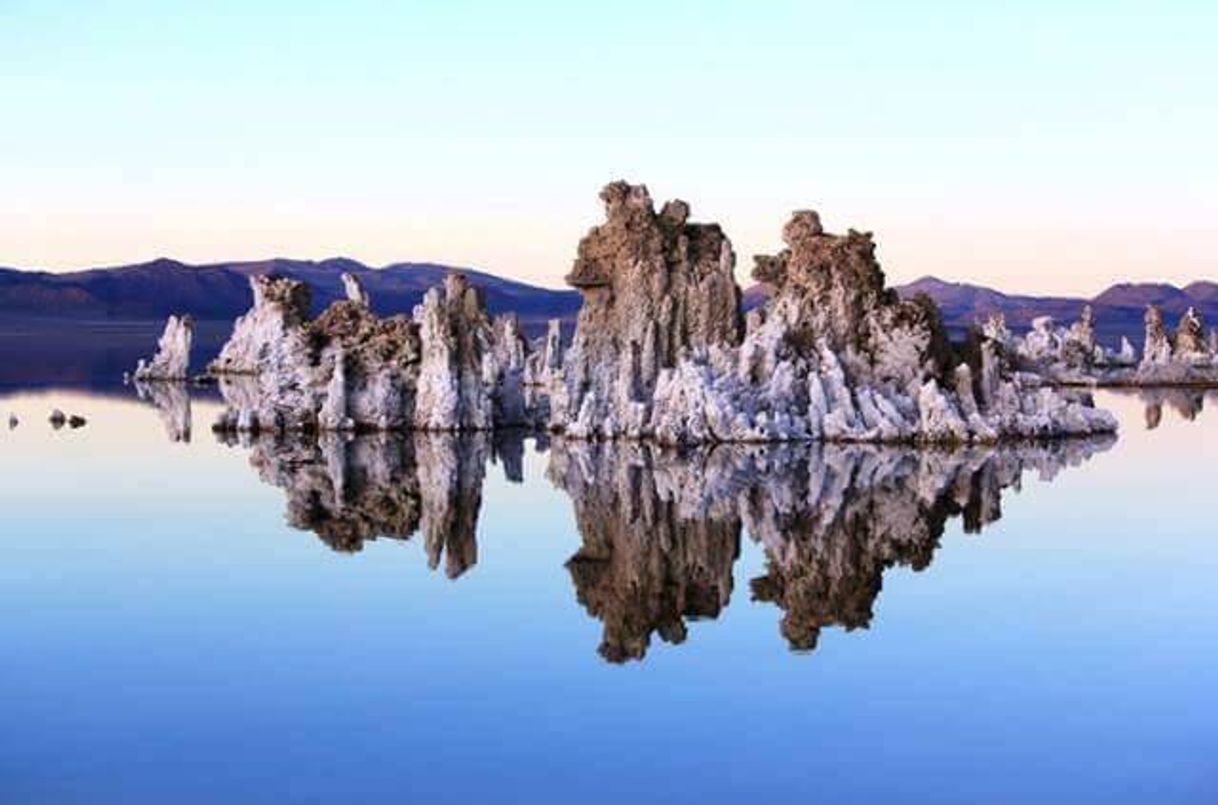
0;385;1215;803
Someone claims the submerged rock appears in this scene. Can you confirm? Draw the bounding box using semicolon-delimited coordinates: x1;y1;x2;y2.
133;315;193;381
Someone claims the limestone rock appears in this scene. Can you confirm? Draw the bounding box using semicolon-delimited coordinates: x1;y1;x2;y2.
134;315;193;380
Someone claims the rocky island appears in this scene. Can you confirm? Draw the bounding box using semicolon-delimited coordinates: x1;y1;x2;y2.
134;181;1118;443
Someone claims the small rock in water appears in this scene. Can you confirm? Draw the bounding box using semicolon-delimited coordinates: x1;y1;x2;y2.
49;409;66;429
7;414;17;430
68;415;88;429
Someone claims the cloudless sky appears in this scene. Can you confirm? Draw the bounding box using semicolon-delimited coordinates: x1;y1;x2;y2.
1;0;1215;293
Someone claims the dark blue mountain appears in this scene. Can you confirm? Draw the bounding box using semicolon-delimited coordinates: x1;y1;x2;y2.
0;257;581;324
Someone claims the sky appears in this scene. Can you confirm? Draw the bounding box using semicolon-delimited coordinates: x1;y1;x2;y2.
1;0;1215;294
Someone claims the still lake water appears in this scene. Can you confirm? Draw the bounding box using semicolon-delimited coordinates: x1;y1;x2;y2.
0;383;1215;803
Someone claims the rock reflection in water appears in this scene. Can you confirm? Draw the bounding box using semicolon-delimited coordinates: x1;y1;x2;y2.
225;429;517;579
549;443;742;663
548;437;1115;661
1107;388;1208;430
133;380;192;442
215;413;1113;663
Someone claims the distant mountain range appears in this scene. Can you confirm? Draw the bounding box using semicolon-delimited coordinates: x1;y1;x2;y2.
0;257;581;324
1;256;1215;352
891;276;1218;346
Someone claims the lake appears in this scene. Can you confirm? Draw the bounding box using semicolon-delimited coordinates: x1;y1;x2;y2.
1;383;1215;803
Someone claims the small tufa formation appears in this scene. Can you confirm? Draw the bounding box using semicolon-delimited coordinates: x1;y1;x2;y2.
1130;304;1216;382
1141;305;1173;368
210;271;542;435
134;315;193;380
1016;309;1102;371
213;272;419;433
341;271;371;307
1173;306;1209;363
1002;302;1218;384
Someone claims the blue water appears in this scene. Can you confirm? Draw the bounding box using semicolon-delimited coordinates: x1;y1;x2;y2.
0;386;1214;803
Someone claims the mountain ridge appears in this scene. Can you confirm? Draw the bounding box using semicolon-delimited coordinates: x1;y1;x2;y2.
0;257;581;323
890;275;1218;346
2;257;1216;350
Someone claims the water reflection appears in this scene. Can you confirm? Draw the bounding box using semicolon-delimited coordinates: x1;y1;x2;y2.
133;380;193;442
549;439;1115;660
221;430;520;578
212;418;1114;662
1105;387;1209;429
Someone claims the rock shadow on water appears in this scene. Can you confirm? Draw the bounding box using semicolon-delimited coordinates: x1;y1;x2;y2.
547;435;1115;662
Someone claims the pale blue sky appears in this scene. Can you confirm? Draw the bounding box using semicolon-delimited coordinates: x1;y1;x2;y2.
1;1;1214;292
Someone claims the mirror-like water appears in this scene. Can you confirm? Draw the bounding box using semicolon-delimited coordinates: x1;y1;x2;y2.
0;385;1215;803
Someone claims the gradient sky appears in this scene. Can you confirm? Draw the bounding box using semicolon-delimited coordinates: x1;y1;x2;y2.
2;1;1215;293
